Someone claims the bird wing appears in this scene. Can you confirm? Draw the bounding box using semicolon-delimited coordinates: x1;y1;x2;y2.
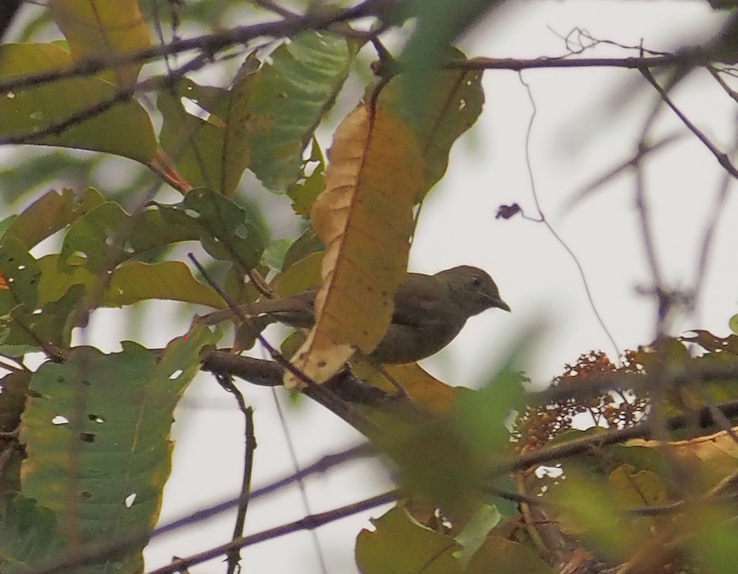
390;273;446;328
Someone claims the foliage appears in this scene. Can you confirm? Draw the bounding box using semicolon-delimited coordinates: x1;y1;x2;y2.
0;1;737;574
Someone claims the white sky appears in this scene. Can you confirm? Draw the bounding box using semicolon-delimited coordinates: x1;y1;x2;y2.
94;2;738;572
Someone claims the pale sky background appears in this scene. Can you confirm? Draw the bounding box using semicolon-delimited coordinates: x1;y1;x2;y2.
60;2;738;572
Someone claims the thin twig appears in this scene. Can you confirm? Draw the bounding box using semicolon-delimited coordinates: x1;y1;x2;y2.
639;66;738;180
215;374;256;574
272;388;329;574
563;134;682;211
692;143;737;310
518;72;621;361
633;141;663;294
708;65;738;105
447;55;678;71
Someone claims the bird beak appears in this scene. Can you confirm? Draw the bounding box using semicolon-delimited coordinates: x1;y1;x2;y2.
494;298;511;312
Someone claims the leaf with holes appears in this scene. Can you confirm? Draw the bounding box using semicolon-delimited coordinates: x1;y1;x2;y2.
20;325;218;572
372;47;484;192
247;31;356;191
356;506;462;574
0;372;32;496
158;63;258;196
159;31;355;195
0;283;85;358
57;201;201;274
0;237;41;314
157;188;266;269
287;138;326;217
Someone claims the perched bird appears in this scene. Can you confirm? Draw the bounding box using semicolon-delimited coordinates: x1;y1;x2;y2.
200;265;510;364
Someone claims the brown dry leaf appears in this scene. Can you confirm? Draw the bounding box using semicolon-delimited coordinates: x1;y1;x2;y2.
284;105;424;389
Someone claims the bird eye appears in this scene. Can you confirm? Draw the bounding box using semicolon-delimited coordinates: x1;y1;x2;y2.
470;275;481;287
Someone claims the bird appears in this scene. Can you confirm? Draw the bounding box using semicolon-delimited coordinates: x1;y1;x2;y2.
199;265;510;365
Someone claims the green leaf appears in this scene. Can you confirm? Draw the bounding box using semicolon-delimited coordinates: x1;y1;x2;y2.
247;31;356;191
356;506;463;574
377;369;526;513
466;535;556;574
158;63;258;196
374;47;485;193
3;188;105;250
690;507;738;574
0;493;65;574
37;253;93;307
281;227;324;271
261;238;293;271
398;0;505;95
276;250;322;296
0;237;41;313
730;314;738;335
20;326;218;571
1;283;85;354
0;44;157;163
157;188;266;269
453;504;501;568
103;260;225;308
286;138;326;217
0;151;102;208
158;31;355;195
37;255;224;310
451;371;527;458
0;372;32;495
57;200;203;274
549;468;634;561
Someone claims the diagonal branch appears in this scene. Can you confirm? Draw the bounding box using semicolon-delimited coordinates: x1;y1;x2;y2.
639;66;738;180
0;0;388;95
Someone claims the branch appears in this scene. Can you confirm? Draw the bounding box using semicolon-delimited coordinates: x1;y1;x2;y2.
639;66;738;180
0;0;388;95
447;54;679;71
0;0;22;42
0;53;210;146
495;398;738;476
26;443;377;574
146;490;398;574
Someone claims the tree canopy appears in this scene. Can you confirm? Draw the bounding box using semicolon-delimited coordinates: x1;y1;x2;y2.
1;1;738;574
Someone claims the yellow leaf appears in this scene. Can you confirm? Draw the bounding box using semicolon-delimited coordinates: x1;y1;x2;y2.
50;0;152;88
608;463;668;507
284;105;424;389
353;360;457;415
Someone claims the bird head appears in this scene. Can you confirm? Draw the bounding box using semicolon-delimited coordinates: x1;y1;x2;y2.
437;265;511;317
